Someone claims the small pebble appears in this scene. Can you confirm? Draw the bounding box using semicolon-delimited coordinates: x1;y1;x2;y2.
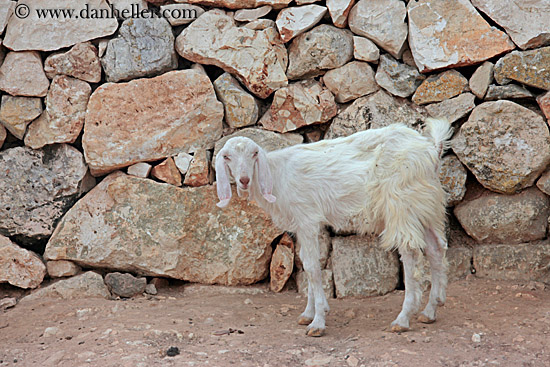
166;346;180;357
244;298;253;305
145;284;157;295
472;333;481;343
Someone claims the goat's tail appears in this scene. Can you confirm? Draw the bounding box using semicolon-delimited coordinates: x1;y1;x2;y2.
426;117;453;158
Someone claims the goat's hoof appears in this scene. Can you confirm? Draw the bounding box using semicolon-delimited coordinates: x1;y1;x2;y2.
298;316;313;325
306;327;325;337
417;314;436;324
390;324;410;333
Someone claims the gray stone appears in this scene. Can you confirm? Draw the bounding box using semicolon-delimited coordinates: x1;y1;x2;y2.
353;36;380;63
234;5;272;22
484;84;534;101
0;95;43;139
425;93;476;124
0;0;14;34
101;18;178;82
275;5;327;43
323;61;379;103
469;61;494;99
332;235;399;297
375;54;425;98
296;269;334;299
104;272;147;298
439;155;467;206
127;162;152;178
326;0;355;28
0;235;46;289
213;73;260;128
493;47;550;90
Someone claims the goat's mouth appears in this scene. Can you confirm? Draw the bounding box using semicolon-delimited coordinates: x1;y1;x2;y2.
237;183;249;191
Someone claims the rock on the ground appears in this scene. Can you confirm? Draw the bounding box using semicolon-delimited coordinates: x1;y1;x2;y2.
287;24;353;80
484;84;534;101
353;36;380;63
407;0;515;73
44;173;281;286
0;145;89;242
234;5;272;21
493;47;550;90
296;269;334;299
44;42;101;83
332;235;399;297
473;242;550;283
174;153;193;175
348;0;408;58
20;271;111;303
439;155;468;206
326;90;426;139
83;70;223;176
270;233;294;292
183;150;211;187
176;9;288;98
452;101;550;194
276;5;327;43
412;70;469;105
470;0;550;50
127;162;152;178
101;18;178;83
323;61;379;103
181;0;292;9
104;272;147;298
0;95;43;139
213;73;259;129
469;61;494;99
259;79;337;133
536;92;550;120
0;235;46;289
2;0;118;51
159;4;205;26
326;0;355;28
294;227;331;269
0;51;50;97
375;54;425;98
454;186;550;244
46;260;81;278
151;158;182;186
425;93;476;124
25;76;92;149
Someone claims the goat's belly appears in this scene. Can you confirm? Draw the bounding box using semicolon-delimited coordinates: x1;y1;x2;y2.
329;209;382;236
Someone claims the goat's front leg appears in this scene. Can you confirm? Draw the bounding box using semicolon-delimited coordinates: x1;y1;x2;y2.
297;231;329;337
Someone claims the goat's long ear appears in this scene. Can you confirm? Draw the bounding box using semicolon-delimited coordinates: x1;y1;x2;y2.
215;150;232;208
256;148;276;203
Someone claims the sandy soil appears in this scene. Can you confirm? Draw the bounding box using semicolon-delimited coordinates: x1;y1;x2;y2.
1;278;549;367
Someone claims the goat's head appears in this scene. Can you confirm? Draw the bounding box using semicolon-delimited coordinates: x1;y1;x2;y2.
215;137;276;208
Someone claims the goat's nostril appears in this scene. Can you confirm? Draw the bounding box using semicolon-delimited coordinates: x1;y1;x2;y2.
240;177;250;186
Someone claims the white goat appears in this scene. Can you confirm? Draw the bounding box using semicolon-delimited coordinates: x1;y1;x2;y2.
215;118;452;337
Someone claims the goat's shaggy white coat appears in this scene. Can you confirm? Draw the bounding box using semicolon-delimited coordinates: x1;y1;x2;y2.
215;119;452;336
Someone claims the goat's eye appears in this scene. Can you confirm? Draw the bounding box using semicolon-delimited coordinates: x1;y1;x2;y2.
252;151;258;158
223;155;230;161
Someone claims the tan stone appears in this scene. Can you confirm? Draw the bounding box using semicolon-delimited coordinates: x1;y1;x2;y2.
244;19;276;30
439;155;467;207
213;73;259;128
425;93;475;124
44;42;101;83
323;61;379;103
536;170;550;196
270;233;294;292
0;235;46;289
276;5;327;43
234;5;272;22
412;70;469;105
0;51;50;97
469;61;494;99
353;36;379;63
152;158;182;187
25;76;92;149
46;260;81;278
183;150;211;187
327;0;355;28
83;70;223;176
259;79;337;133
44;173;281;285
177;0;291;9
127;162;152;178
375;54;425;98
537;91;550;120
0;124;5;148
0;0;14;34
0;96;43;139
407;0;515;73
3;0;118;52
494;47;550;90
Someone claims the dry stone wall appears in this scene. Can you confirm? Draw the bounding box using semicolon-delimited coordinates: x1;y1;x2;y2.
0;0;549;300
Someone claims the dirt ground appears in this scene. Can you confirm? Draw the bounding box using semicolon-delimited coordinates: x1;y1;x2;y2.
1;277;549;367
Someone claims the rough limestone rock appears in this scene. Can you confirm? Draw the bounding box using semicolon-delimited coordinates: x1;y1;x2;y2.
471;0;550;50
213;73;259;128
493;47;550;90
287;24;354;80
276;5;327;43
0;96;43;139
151;158;182;187
234;5;272;21
425;93;476;124
244;18;276;30
259;79;337;133
407;0;515;73
270;233;294;292
323;61;379;103
127;162;152;178
101;18;178;83
353;36;380;63
2;0;118;52
536;170;550;196
348;0;408;58
183;150;211;187
484;84;534;101
447;246;474;281
294;227;331;270
375;54;425;98
83;70;223;176
327;0;355;28
0;235;46;289
473;242;550;283
537;91;550;120
0;52;50;97
452;101;550;194
104;272;147;298
46;260;81;278
296;269;334;299
454;187;550;244
159;4;205;26
439;155;468;206
0;145;89;242
44;173;281;285
332;235;399;297
180;0;292;9
469;61;494;99
0;0;14;34
20;272;111;303
412;70;469;105
25;76;92;149
44;42;101;83
176;9;288;98
174;153;193;175
326;90;426;139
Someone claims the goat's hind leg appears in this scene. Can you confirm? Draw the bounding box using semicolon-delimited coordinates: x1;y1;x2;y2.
391;248;423;332
418;228;448;324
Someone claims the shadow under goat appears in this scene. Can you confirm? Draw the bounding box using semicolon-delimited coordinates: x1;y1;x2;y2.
215;118;453;337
